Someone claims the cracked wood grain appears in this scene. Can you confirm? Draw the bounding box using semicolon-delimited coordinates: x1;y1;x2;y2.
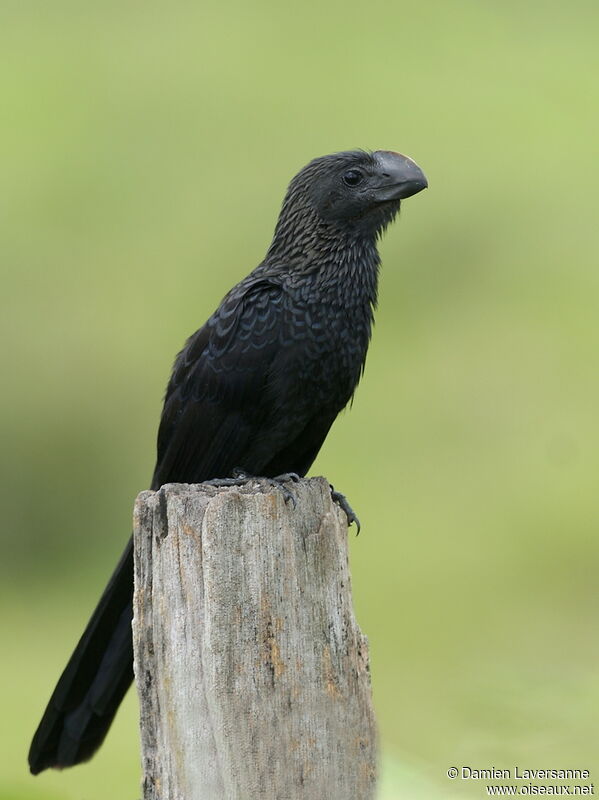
132;477;377;800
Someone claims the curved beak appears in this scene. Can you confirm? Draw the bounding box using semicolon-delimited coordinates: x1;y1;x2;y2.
372;150;428;201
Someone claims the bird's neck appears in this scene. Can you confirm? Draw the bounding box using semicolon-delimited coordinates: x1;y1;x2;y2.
264;201;381;311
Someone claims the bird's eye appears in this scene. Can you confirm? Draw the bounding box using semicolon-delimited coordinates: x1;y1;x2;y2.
342;169;364;187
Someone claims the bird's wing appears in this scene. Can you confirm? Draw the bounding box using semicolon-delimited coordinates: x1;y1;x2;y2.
151;278;286;488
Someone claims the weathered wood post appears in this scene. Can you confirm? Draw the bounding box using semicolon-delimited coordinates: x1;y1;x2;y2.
132;476;377;800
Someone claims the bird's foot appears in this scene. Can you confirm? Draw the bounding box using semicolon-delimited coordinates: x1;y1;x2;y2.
266;471;301;484
330;485;361;535
203;469;299;507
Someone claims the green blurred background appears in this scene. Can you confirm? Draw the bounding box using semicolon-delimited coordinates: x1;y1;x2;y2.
2;1;598;798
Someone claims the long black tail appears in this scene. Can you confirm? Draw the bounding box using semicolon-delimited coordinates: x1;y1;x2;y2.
28;538;134;774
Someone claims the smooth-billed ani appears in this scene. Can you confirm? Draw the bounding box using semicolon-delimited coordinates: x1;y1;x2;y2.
28;149;427;774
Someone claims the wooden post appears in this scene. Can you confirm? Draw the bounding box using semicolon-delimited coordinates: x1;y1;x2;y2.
132;477;377;800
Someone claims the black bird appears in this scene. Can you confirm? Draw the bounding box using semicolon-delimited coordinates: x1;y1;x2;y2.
28;149;427;774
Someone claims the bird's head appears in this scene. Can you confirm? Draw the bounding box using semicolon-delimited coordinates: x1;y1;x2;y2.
267;149;427;264
278;150;427;242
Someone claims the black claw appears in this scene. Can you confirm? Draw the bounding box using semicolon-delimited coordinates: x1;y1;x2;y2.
330;486;361;535
278;483;297;508
268;472;300;506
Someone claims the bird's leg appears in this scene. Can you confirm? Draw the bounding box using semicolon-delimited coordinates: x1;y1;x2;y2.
329;485;361;535
202;469;299;507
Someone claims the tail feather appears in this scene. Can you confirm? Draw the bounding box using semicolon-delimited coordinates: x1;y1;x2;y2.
28;538;134;774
